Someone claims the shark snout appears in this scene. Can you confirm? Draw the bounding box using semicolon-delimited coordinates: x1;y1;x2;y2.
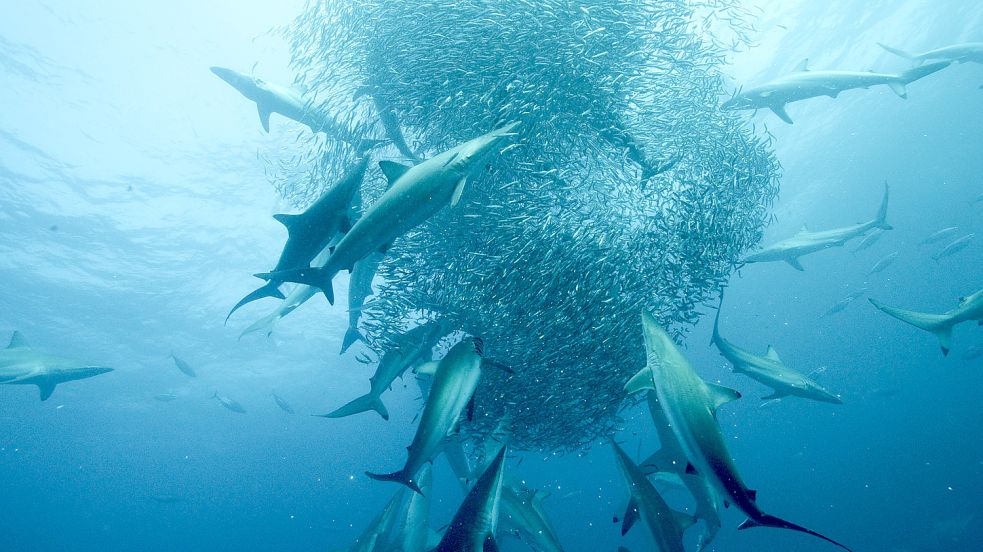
210;66;252;90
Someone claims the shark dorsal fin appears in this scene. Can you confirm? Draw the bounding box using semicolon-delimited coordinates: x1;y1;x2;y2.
672;509;698;532
793;58;809;72
624;367;655;395
272;213;303;230
706;382;741;411
621;497;640;535
7;331;29;349
257;104;272;133
764;345;782;363
379;160;411;184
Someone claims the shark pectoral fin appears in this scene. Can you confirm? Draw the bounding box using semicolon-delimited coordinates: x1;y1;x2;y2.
6;331;29;349
706;382;741;411
624;367;655;395
685;462;699;475
621;498;640;535
450;176;468;207
257;104;272;132
769;104;793;124
672;510;698;532
764;345;782;362
785;257;805;271
887;81;907;99
483;534;500;552
378;160;411;183
38;381;56;401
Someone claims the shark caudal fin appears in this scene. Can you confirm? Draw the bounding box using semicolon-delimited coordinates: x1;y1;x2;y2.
340;327;364;354
316;393;389;421
365;469;424;495
225;281;285;324
256;268;335;305
878;42;916;60
739;514;852;552
869;298;953;355
874;183;892;230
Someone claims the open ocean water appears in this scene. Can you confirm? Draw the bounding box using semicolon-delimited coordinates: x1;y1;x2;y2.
1;1;981;551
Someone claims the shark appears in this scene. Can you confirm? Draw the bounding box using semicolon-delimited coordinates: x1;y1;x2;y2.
341;253;384;354
0;332;112;401
338;488;405;552
383;464;441;552
367;338;485;494
878;42;983;65
611;440;695;552
355;84;421;162
257;122;521;304
499;487;565;552
226;156;367;322
433;445;508;552
211;66;360;142
639;391;722;551
317;321;445;420
626;311;852;551
870;288;983;356
712;296;842;404
742;183;891;270
721;59;949;123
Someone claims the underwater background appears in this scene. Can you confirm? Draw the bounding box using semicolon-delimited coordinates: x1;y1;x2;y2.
1;1;981;551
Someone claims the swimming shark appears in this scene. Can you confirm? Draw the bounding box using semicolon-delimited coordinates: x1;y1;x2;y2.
0;332;112;401
341;253;383;353
211;66;356;141
721;59;949;123
258;122;521;304
340;488;405;552
355;85;421;162
226;156;367;322
367;338;485;493
611;440;694;552
317;321;444;420
433;445;508;552
384;464;441;552
742;183;891;270
870;288;983;356
712;296;843;404
626;311;852;551
499;487;565;552
878;42;983;65
639;391;721;551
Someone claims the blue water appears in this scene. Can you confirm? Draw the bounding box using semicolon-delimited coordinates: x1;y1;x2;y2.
1;1;981;551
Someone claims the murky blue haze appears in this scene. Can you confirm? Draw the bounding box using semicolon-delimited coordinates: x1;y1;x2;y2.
0;1;980;551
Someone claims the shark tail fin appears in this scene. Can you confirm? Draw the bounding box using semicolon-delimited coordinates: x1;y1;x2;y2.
239;312;281;340
225;281;285;324
318;393;389;421
365;469;423;495
874;183;892;230
257;268;335;305
739;514;852;552
878;42;916;60
340;327;364;354
898;61;950;85
868;298;953;355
